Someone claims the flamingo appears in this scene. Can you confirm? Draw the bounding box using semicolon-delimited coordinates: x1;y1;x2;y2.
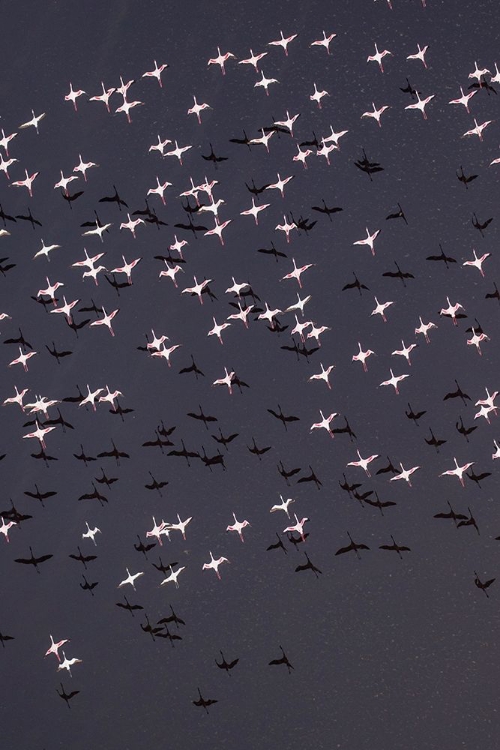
467;329;489;356
8;347;37;372
347;450;379;477
283;514;309;542
308;363;335;389
238;49;268;72
367;43;392;72
202;552;230;579
475;388;498;412
147;177;172;205
19;109;46;134
391;340;418;365
115;99;144;124
142;60;169;87
207;318;231;344
72;249;105;271
227;303;254;329
163;140;192;164
116;76;134;98
316;140;338;165
89;82;116;112
285;292;312;317
187;95;211;124
166;514;192;540
273;112;300;136
270;496;295;518
469;61;491;82
306;323;331;347
0;153;18;178
439;457;475;487
292;144;313;169
89;307;119;336
415;317;437;343
37;277;64;305
310;410;338;438
258;302;282;329
207;47;236;75
380;369;410;395
11;168;39;197
352;343;375;372
406;44;428;68
159;261;184;287
281;258;315;288
82;523;101;546
98;386;123;408
45;635;70;662
240;198;270;224
389;463;420;486
0;128;17;156
22;421;57;449
204;217;231;245
33;240;61;262
226;513;251;542
254;71;279;96
118;568;144;590
64;83;87;111
119;213;145;238
0;516;17;543
73;154;99;181
439;297;464;326
371;297;393;321
160;565;186;588
310;31;337;54
405;90;435;119
248;129;275;152
275;215;297;242
309;83;329;109
268;30;298;56
54;170;78;196
492;440;500;461
462;119;492;141
353;227;380;256
182;276;212;304
361;103;390;127
78;385;104;411
57;652;82;677
110;255;142;284
449;87;477;113
151;344;182;367
3;386;29;410
213;367;235;394
149;135;172;155
463;250;491;277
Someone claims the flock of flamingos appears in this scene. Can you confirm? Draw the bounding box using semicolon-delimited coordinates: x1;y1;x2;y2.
0;3;499;718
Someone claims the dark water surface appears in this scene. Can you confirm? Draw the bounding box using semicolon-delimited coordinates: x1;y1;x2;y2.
0;2;499;749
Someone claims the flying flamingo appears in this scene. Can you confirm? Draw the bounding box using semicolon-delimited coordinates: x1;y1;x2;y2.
202;552;230;579
367;43;392;72
64;83;87;111
380;369;410;395
439;457;475;487
226;513;251;542
283;514;309;542
142;60;169;87
270;496;295;518
347;450;379;477
45;635;70;662
310;31;337;55
57;652;82;676
0;516;17;543
352;343;375;372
